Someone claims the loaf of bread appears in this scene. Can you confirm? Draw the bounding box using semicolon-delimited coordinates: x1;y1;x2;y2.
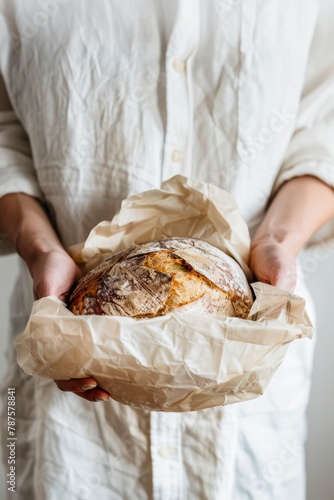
68;238;253;319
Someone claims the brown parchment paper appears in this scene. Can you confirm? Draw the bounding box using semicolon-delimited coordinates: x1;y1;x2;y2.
15;175;313;412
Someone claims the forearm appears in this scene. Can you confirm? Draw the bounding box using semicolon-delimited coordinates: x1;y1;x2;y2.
252;176;334;256
0;193;65;271
0;194;101;399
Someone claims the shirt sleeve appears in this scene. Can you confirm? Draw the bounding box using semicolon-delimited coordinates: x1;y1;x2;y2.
271;0;334;250
0;74;44;255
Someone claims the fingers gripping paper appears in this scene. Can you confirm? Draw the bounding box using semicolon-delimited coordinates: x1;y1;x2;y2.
15;175;313;412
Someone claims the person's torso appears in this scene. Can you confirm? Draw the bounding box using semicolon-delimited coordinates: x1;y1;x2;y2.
0;0;319;247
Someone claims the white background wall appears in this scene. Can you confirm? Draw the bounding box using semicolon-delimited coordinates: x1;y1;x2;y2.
0;253;333;500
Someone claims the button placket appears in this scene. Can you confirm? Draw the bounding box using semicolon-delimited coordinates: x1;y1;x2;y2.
150;412;184;500
161;0;200;183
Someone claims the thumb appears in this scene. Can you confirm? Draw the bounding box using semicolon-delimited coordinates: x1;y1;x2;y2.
271;264;297;293
55;266;82;303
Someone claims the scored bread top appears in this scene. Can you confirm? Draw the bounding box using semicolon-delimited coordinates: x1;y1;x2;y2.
68;238;253;319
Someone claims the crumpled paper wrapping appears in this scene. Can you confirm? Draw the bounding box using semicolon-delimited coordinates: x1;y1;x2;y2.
15;175;313;412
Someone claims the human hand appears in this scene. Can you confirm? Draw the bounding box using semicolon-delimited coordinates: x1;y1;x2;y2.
249;238;297;293
54;377;110;402
30;249;110;402
30;248;82;302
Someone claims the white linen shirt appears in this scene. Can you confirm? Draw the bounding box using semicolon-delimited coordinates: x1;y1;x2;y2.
0;1;333;499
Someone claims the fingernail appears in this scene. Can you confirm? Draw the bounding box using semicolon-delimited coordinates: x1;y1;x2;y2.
95;396;109;402
82;383;97;390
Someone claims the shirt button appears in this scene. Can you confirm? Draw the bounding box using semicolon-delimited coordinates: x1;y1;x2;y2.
172;58;186;72
171;149;184;162
158;446;174;459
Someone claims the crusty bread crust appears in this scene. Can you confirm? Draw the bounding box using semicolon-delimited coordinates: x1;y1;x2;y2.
68;238;252;319
141;251;235;317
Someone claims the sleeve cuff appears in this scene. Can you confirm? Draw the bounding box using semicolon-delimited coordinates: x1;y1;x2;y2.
0;165;44;256
271;160;334;197
0;166;44;201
